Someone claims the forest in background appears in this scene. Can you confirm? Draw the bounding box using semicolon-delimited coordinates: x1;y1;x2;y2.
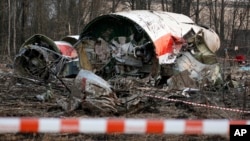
0;0;250;58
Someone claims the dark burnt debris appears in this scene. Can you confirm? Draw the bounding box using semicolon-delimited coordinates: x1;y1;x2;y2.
11;10;249;115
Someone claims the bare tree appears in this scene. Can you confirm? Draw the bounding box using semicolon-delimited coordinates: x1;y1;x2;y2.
0;1;7;54
214;0;219;33
172;0;192;16
161;0;169;11
135;0;146;10
195;0;200;23
0;1;3;51
20;0;29;44
77;1;92;33
230;0;250;47
147;0;152;10
90;0;102;20
183;0;192;16
7;0;11;56
112;0;122;12
130;0;135;10
172;0;182;13
161;0;165;11
220;0;225;41
207;0;219;33
125;0;151;10
13;0;16;55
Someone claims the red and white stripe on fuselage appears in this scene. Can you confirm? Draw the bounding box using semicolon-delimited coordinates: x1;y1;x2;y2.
54;41;78;58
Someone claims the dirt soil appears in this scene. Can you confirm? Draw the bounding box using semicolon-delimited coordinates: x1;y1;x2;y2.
0;59;249;141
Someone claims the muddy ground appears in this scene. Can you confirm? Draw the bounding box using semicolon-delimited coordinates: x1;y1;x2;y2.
0;58;249;141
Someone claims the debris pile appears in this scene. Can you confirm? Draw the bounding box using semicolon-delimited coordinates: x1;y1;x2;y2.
12;10;241;115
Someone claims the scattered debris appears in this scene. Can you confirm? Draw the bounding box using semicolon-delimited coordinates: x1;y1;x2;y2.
13;10;224;114
239;64;250;71
36;83;53;102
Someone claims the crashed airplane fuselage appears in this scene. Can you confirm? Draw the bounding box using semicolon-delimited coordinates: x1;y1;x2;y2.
76;10;221;90
14;10;222;113
14;10;222;88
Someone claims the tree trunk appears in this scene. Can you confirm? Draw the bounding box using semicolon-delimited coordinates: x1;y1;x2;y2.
219;0;225;41
135;0;145;10
21;0;28;44
112;0;121;12
195;0;200;23
13;0;16;55
208;0;213;27
172;0;182;13
165;0;169;11
183;0;191;16
246;2;250;55
147;0;152;10
0;1;4;53
7;0;11;56
90;0;101;20
230;1;239;47
161;0;165;11
131;0;135;10
213;0;219;33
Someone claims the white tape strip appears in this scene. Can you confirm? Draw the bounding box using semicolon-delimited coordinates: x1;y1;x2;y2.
0;118;249;134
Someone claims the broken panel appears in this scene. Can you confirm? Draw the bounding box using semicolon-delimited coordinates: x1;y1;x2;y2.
14;34;80;80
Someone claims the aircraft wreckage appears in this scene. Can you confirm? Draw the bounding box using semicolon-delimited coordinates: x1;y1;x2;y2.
14;34;80;79
14;10;222;113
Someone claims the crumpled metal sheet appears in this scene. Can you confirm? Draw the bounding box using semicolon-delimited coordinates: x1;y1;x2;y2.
73;69;119;113
14;44;52;80
174;52;221;84
14;34;80;80
74;69;113;95
167;70;198;90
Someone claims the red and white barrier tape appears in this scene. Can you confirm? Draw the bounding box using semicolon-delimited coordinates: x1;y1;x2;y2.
145;94;250;114
0;118;249;134
217;57;242;61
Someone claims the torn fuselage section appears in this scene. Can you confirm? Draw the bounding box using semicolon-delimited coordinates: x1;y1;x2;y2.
71;10;222;113
76;10;222;90
14;34;80;80
77;14;155;79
